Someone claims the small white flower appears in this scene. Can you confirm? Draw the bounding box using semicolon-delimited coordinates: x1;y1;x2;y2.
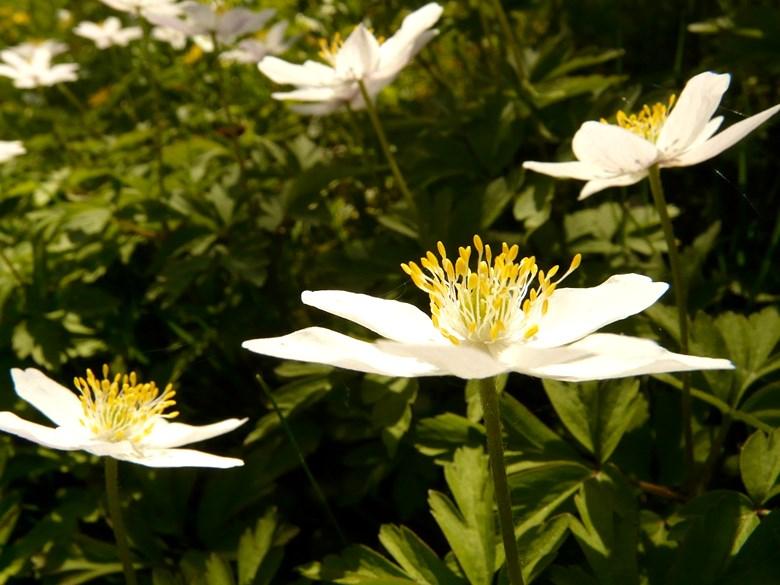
0;140;25;163
523;72;780;200
220;21;293;64
0;41;79;89
243;236;733;381
149;1;275;51
74;17;143;49
258;2;443;115
152;25;188;49
0;366;246;468
99;0;183;20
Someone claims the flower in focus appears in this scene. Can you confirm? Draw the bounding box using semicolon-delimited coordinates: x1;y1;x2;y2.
152;25;188;49
0;140;25;162
523;72;780;199
74;17;143;49
148;1;275;52
0;41;79;88
243;236;733;381
0;366;246;468
220;21;293;64
258;2;443;115
99;0;183;19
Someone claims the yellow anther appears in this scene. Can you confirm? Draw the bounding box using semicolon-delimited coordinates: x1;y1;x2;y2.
608;93;677;142
524;325;539;339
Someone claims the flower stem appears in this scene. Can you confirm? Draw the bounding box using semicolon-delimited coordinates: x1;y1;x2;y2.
356;79;417;218
104;458;138;585
478;376;524;585
256;375;347;546
647;164;693;475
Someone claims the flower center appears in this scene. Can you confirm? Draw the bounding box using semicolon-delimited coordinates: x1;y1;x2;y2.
604;94;676;142
318;33;343;65
402;236;581;345
74;365;178;443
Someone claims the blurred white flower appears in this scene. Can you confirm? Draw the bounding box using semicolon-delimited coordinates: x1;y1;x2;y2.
149;1;274;51
152;25;188;49
243;236;733;381
0;140;25;162
0;367;246;468
258;2;443;115
0;41;78;88
99;0;183;19
74;17;143;49
523;72;780;200
220;21;293;64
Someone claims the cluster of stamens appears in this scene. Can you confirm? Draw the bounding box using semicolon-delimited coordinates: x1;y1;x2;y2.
603;94;677;142
402;236;581;345
318;33;343;65
74;365;178;443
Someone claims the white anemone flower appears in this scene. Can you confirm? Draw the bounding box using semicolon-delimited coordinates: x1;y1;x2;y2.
243;236;733;381
74;17;143;49
99;0;183;19
152;25;188;49
258;2;443;115
148;2;275;51
0;366;246;468
219;21;293;64
0;140;25;162
523;72;780;200
0;42;78;89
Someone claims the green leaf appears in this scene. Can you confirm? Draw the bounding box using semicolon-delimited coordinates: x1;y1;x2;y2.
428;447;496;585
715;510;780;585
543;378;642;463
740;429;780;505
378;525;465;585
500;392;581;461
518;514;571;584
299;545;415;584
205;555;236;585
414;413;485;459
741;380;780;426
237;508;294;585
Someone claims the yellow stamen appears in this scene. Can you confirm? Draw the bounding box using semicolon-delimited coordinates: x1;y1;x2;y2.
606;94;677;142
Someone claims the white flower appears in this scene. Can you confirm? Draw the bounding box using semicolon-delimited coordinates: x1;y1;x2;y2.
0;366;246;468
148;1;275;51
243;236;733;381
0;140;25;162
258;2;443;115
152;25;188;49
0;41;78;88
99;0;183;19
523;72;780;200
74;17;143;49
219;21;293;64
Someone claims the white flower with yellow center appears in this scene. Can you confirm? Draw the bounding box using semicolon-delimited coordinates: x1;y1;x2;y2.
73;17;143;49
257;2;442;115
523;71;780;200
0;41;79;89
243;236;733;381
0;366;246;468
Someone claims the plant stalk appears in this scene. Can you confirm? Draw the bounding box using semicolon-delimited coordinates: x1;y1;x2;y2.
356;79;417;217
104;458;138;585
478;376;524;585
647;164;693;475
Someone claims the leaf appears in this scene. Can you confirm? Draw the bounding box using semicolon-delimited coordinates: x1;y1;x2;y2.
363;376;418;457
715;510;780;585
378;525;465;585
543;378;642;463
512;177;553;238
237;507;297;585
482;176;517;230
518;514;571;584
205;555;236;585
500;392;581;461
428;447;496;585
299;545;415;584
740;429;780;505
741;380;780;426
414;414;485;459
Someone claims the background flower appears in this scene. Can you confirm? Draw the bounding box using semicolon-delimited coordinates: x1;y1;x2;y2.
74;17;143;49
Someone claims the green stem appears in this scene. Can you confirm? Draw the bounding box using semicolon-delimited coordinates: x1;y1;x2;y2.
478;377;524;585
256;375;347;546
647;165;693;475
356;79;417;217
104;458;138;585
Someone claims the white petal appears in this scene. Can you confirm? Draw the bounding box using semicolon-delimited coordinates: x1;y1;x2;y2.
528;274;668;348
376;340;508;379
301;290;440;344
290;101;344;116
10;368;83;427
657;72;730;155
667;104;780;167
334;24;380;79
116;448;244;468
529;333;734;381
145;418;247;449
377;3;442;75
578;171;648;200
258;57;336;86
572;121;659;175
270;87;339;102
217;8;274;43
242;327;443;377
522;160;605;181
0;412;87;450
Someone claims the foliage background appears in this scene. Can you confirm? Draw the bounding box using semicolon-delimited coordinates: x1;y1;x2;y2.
0;0;779;583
